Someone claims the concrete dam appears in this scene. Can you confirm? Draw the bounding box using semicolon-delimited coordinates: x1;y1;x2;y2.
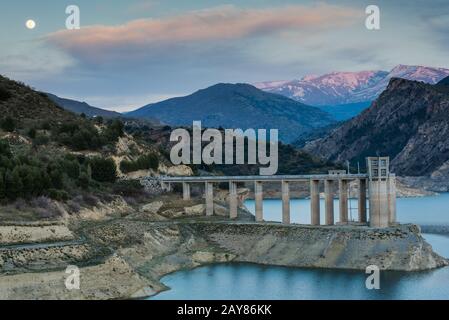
161;157;397;229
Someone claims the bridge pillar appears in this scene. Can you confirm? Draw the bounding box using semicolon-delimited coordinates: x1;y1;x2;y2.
310;180;320;225
388;176;397;225
229;181;238;219
282;181;290;224
358;179;367;223
205;182;214;216
367;157;396;228
182;182;191;201
255;181;264;222
339;179;349;224
369;179;389;227
324;180;334;225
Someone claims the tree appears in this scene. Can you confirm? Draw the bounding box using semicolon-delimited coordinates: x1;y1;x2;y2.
1;117;16;132
0;87;11;101
0;140;11;158
28;128;37;139
89;157;117;183
102;119;124;143
5;168;23;199
0;168;5;199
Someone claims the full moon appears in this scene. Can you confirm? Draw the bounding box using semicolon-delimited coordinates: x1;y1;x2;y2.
25;19;36;29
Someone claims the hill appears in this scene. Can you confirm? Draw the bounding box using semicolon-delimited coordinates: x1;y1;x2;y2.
437;76;449;86
46;93;123;119
304;78;449;182
0;75;77;128
127;83;335;143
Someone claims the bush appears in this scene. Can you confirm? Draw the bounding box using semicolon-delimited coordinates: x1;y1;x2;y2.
102;119;124;143
0;140;11;157
0;87;11;101
112;180;144;197
120;153;159;173
47;189;69;201
89;157;117;183
28;128;37;139
1;117;16;132
33;134;50;146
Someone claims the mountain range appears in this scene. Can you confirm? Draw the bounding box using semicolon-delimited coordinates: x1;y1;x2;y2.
255;65;449;108
127;83;335;143
303;76;449;190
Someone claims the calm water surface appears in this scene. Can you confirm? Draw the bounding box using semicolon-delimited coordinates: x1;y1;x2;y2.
150;194;449;300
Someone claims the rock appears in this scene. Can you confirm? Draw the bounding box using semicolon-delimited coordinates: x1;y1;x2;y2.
184;204;205;216
0;225;74;245
192;251;236;264
141;201;164;214
159;164;193;176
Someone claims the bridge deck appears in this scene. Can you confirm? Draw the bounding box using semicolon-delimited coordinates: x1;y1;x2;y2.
160;174;368;183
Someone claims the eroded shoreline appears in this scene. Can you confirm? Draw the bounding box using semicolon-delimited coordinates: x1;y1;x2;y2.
0;197;447;300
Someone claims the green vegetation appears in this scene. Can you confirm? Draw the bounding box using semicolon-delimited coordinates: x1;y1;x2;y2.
0;75;157;212
0;139;125;202
1;116;15;132
89;157;117;183
120;153;159;173
51;118;124;151
0;86;11;101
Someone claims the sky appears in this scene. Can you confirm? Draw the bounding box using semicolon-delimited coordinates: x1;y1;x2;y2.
1;0;449;112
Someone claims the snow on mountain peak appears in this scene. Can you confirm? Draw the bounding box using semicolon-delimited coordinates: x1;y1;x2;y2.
256;65;449;106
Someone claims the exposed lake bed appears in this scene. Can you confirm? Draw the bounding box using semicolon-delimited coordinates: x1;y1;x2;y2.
0;194;448;300
150;195;449;300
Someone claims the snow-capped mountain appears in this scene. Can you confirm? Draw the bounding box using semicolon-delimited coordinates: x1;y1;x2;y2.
255;65;449;106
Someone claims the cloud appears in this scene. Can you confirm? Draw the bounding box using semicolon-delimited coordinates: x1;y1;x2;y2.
46;4;362;65
127;0;156;14
0;42;76;80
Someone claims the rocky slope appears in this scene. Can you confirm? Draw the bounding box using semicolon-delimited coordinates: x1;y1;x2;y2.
304;78;449;191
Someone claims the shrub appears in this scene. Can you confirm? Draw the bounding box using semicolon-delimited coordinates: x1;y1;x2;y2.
100;119;124;145
0;87;11;101
0;140;11;157
112;180;144;197
89;157;117;183
46;189;69;201
33;134;50;146
77;172;90;189
27;128;37;139
120;153;159;173
0;168;5;199
1;117;16;132
31;196;64;218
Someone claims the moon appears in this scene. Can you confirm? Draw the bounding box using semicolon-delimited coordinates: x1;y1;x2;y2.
25;20;36;29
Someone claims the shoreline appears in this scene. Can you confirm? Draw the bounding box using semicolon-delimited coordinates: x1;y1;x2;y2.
0;197;447;300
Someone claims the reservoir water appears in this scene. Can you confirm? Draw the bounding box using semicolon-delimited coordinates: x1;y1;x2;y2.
150;194;449;300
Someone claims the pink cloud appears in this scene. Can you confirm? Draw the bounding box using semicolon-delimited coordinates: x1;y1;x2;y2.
47;4;361;63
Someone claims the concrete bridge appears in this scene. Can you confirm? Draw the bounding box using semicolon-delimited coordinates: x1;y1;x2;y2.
160;157;396;228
